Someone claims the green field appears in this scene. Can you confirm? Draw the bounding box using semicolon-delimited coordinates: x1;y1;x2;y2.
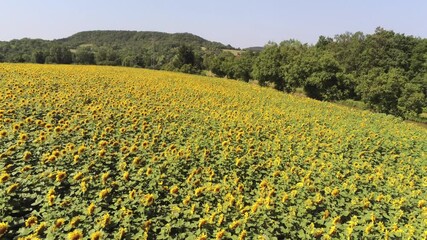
0;64;426;239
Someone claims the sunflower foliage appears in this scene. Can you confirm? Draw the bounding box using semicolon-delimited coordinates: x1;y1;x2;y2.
0;63;426;239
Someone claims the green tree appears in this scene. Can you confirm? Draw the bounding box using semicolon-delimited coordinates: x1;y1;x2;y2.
31;51;45;64
232;51;256;82
397;83;426;118
164;45;201;74
357;68;407;116
204;51;234;77
279;40;308;91
122;55;137;67
95;46;121;65
252;43;284;90
74;46;95;65
291;49;354;101
47;45;72;64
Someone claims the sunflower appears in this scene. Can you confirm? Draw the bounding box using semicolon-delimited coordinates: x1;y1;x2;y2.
55;218;65;229
0;172;10;183
87;202;96;215
56;171;67;182
67;229;83;240
0;222;8;237
25;216;38;227
99;189;109;199
90;231;102;240
99;213;111;228
7;183;19;194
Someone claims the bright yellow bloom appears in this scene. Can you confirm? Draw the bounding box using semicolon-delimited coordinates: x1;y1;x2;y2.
333;216;341;225
56;171;67;182
183;195;191;205
418;200;426;208
70;216;81;228
169;185;179;195
99;189;109;199
129;189;136;200
197;232;208;240
98;140;108;148
55;218;65;229
23;151;32;160
98;149;106;157
198;218;208;228
7;183;19;194
331;188;340;197
101;172;110;185
73;172;83;181
25;216;38;227
81;181;88;193
68;229;83;240
215;229;226;239
73;155;80;164
217;214;224;226
0;222;8;236
90;231;102;240
12;123;20;131
143;194;154;206
116;227;126;239
35;222;47;235
77;145;86;154
48;155;56;162
0;172;10;183
229;220;240;230
365;223;374;234
0;130;7;138
239;230;247;240
123;171;130;181
99;213;111;228
132;157;141;165
87;202;96;215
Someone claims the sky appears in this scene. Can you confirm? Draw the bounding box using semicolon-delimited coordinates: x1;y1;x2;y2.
0;0;426;48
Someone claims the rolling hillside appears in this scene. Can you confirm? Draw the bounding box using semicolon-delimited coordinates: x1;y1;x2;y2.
55;30;231;50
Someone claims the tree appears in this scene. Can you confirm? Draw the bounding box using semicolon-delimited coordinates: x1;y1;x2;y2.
177;45;195;66
74;46;95;65
232;51;256;82
290;48;354;101
360;27;415;73
204;50;232;77
47;45;72;64
357;68;407;116
95;46;121;65
315;35;333;50
397;83;426;118
122;56;137;67
329;32;365;76
279;40;308;91
164;45;201;74
32;51;45;64
252;43;284;90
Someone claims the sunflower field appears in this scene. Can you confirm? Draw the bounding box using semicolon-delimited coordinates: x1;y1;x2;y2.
0;64;426;239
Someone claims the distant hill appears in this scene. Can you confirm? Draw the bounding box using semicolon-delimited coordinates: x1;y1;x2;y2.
244;46;264;52
55;30;232;50
0;30;235;67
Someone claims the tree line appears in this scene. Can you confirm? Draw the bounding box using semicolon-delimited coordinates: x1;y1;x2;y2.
206;27;426;119
0;28;425;119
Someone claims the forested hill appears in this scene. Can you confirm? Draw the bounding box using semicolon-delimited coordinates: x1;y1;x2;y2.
0;30;233;70
55;30;230;50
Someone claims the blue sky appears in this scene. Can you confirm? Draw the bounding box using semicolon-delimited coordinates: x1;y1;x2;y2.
1;0;426;48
